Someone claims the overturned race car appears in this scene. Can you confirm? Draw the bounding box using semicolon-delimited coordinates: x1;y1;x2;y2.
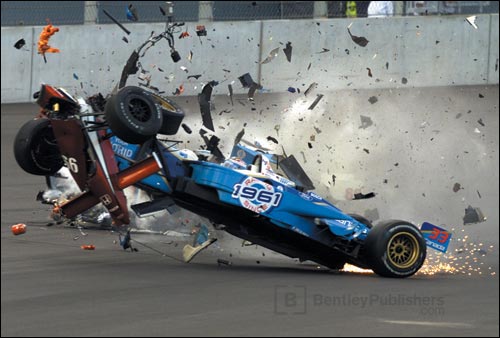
13;22;427;278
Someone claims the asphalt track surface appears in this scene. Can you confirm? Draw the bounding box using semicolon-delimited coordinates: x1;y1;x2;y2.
2;103;499;337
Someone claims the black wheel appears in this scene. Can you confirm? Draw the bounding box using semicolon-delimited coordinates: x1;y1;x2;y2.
14;118;63;175
105;86;163;144
364;220;426;278
151;94;185;135
348;213;373;229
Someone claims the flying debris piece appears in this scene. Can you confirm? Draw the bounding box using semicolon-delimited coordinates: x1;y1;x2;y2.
463;206;486;225
187;74;202;80
196;25;207;36
474;128;481;134
366;68;373;77
308;94;324;110
81;245;96;250
37;24;60;61
466;15;478;29
307;62;312;71
267;136;279;144
368;96;378;104
359;115;373;129
261;47;280;64
73;73;79;80
183;238;217;263
199;81;217;132
453;182;461;193
126;4;138;21
11;223;26;236
180;66;188;73
173;84;184;95
401;77;408;85
363;148;370;154
122;36;129;43
159;5;166;16
119;230;137;251
283;41;292;62
181;123;192;134
347;28;369;47
353;192;376;200
179;31;190;39
228;84;234;105
248;83;262;100
287;87;296;93
14;38;26;49
222;69;231;73
477;118;485;126
308;142;313;149
103;9;131;35
234;128;245;146
304;82;318;96
187;50;193;62
217;258;232;266
478;93;484;98
274;124;280;136
238;73;254;88
317;48;330;54
331;174;336;186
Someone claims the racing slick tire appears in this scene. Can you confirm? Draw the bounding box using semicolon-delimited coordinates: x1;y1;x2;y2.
364;220;426;278
14;118;63;176
348;213;373;229
105;86;163;144
151;94;185;135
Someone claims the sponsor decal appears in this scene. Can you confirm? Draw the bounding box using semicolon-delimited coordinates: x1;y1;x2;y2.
420;222;452;253
232;177;283;214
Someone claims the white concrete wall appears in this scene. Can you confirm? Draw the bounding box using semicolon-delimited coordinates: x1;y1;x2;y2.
1;14;498;103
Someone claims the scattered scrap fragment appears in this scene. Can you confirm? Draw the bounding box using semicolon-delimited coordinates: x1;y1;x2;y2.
283;42;292;62
103;9;131;35
366;68;372;77
402;77;408;84
453;182;461;192
477;118;485;126
308;94;324;110
267;136;279;144
347;28;369;47
37;24;60;62
261;47;280;64
187;74;202;80
126;4;138;21
353;192;376;200
359;115;373;129
172;84;184;95
368;96;378;104
228;84;234;105
181;123;192;134
466;15;478;29
14;38;26;49
363;148;370;154
463;206;486;225
11;223;26;235
217;258;232;266
304;82;318;96
81;245;95;250
317;48;330;54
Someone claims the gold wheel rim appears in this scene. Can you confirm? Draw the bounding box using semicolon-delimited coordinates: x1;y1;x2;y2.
387;232;420;269
152;95;177;112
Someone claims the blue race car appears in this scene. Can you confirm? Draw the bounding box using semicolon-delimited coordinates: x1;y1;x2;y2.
14;22;426;278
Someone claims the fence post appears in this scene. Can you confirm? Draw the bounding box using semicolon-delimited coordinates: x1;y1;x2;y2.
84;1;97;24
199;1;213;22
313;1;328;18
